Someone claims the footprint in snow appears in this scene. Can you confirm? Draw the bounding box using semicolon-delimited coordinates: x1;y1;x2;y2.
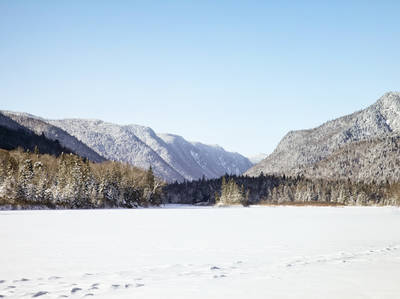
136;283;145;288
210;266;221;270
70;287;82;294
89;283;99;290
14;278;29;283
32;291;48;297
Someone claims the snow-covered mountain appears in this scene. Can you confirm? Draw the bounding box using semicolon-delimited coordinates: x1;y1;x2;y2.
1;111;106;163
159;133;252;180
0;112;28;132
48;119;252;182
246;92;400;180
48;119;185;182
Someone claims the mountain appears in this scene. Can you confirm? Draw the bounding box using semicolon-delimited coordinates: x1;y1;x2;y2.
1;111;106;163
0;112;27;131
159;133;252;180
298;135;400;183
0;112;74;156
48;119;252;182
246;92;400;182
48;119;185;182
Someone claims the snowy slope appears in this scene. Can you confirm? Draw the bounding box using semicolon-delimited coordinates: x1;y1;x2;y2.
159;133;252;179
246;91;400;177
1;111;106;163
49;119;252;182
1;207;400;299
191;141;252;177
48;119;185;182
125;126;202;181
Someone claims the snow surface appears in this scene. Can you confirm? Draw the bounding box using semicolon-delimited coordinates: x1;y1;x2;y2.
1;206;400;298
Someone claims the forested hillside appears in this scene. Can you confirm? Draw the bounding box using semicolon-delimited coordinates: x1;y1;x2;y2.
298;136;400;183
2;111;106;163
247;92;400;183
0;125;73;156
0;149;162;209
1;147;399;209
162;174;400;206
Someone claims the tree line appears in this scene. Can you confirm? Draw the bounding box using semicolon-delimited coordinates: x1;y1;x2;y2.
1;148;400;209
163;173;400;206
0;148;162;209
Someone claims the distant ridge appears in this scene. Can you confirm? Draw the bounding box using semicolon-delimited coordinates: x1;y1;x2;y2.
49;119;252;182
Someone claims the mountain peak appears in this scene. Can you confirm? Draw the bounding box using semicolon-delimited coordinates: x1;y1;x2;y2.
375;91;400;108
383;91;400;97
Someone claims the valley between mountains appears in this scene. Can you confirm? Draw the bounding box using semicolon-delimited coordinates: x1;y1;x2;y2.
1;92;400;209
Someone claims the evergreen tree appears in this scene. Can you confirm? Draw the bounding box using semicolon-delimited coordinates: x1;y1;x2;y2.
218;178;244;206
17;158;34;202
145;165;155;191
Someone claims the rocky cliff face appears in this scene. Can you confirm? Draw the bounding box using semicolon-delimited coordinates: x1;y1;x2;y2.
49;119;252;182
246;92;400;182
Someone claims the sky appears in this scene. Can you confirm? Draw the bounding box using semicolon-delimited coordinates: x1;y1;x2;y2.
1;1;400;157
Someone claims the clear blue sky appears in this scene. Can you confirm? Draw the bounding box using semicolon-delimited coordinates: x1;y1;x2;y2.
1;1;399;157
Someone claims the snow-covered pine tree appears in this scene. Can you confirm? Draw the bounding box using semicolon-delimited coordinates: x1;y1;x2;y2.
218;178;244;206
17;158;35;203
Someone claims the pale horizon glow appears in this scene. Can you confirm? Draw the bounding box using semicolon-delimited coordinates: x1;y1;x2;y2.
1;1;399;157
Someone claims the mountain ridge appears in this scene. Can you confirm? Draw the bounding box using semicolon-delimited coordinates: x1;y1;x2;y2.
0;112;74;156
1;111;106;162
246;91;400;182
48;118;252;182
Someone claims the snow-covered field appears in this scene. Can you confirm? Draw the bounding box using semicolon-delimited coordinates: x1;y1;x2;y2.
1;206;400;298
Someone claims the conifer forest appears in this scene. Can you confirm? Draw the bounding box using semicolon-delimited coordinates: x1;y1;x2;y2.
1;147;399;209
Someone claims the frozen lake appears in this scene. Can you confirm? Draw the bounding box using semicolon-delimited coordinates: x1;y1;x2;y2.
1;206;400;298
